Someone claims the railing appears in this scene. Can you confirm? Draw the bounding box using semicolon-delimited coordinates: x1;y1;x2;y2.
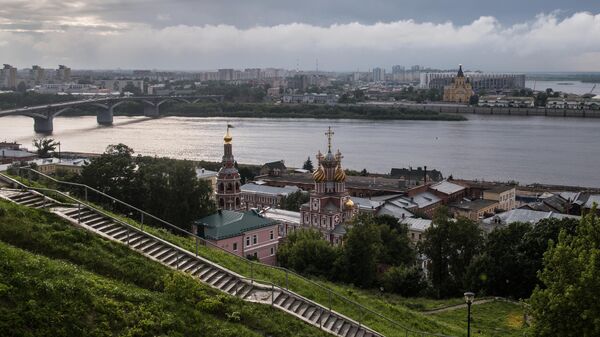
8;167;455;337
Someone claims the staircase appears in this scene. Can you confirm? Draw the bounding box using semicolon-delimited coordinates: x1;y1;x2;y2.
0;186;381;337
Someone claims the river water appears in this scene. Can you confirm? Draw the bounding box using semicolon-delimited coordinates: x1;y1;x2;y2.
525;80;597;95
1;115;599;187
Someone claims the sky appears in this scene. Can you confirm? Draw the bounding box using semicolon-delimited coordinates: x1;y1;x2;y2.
1;0;600;72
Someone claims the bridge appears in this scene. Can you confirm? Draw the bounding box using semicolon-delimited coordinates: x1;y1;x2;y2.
0;95;224;133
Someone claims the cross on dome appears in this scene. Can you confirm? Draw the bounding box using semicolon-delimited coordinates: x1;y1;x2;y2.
325;126;335;152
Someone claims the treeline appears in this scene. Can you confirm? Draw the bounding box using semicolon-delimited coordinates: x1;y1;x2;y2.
163;102;467;121
0;92;78;110
72;144;216;229
277;207;582;301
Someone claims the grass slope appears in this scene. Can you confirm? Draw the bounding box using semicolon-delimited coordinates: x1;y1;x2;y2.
0;200;329;337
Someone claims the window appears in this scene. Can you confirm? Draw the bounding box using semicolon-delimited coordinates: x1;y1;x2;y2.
245;237;250;247
233;242;238;251
270;247;275;255
269;230;274;240
252;235;257;245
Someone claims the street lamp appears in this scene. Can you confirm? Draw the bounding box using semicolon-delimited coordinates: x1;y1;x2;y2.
464;292;475;337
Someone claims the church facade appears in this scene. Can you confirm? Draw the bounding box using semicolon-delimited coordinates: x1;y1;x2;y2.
443;64;474;103
300;127;357;245
216;125;242;210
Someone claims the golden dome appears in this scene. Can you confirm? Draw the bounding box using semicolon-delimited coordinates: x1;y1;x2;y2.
334;165;346;182
313;166;326;182
224;129;233;144
345;198;354;209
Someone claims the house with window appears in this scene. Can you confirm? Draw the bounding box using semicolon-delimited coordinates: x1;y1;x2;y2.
194;209;280;265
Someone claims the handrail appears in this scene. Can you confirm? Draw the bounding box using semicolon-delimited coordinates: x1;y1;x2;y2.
11;168;455;337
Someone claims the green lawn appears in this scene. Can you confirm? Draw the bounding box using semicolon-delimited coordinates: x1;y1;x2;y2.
0;200;330;337
431;301;527;337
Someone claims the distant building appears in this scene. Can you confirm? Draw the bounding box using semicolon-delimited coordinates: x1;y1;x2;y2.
1;64;17;89
56;65;71;83
482;208;579;228
421;71;525;91
218;69;234;81
35;158;90;175
260;160;287;176
483;185;516;211
30;65;46;84
478;95;535;108
449;199;499;221
372;67;385;82
401;217;431;243
241;183;301;210
282;93;338;104
390;167;443;186
261;208;302;238
195;209;280;265
428;180;467;204
443;65;474;103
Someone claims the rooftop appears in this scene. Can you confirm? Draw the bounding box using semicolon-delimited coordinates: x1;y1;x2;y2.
430;180;466;195
485;185;516;194
195;167;218;179
400;217;432;232
482;209;579;225
450;198;498;211
260;172;405;193
195;209;278;240
241;183;300;196
261;208;301;225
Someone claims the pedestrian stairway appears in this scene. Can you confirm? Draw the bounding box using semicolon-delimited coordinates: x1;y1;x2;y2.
0;186;381;337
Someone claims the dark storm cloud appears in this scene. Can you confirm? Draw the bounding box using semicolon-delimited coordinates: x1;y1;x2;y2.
0;1;599;71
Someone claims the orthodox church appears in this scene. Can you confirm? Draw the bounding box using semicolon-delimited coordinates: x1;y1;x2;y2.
299;127;357;245
443;64;474;103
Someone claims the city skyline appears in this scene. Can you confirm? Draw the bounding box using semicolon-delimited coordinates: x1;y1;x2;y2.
0;1;599;72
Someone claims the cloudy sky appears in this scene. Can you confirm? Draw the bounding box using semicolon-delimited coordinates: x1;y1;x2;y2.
1;0;599;71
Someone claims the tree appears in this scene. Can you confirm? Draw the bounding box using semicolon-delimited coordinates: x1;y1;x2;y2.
16;81;27;93
337;219;382;287
302;156;314;172
530;206;600;336
419;207;483;298
280;191;310;212
32;137;58;158
277;229;338;278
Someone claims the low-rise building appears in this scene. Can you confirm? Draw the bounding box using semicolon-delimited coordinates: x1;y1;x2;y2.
282;93;338;104
400;217;432;243
482;208;579;229
478;95;535;108
260;160;287;176
35;158;90;175
195;209;280;265
483;185;516;211
196;168;218;198
450;199;499;221
241;183;301;210
428;180;467;204
261;208;301;238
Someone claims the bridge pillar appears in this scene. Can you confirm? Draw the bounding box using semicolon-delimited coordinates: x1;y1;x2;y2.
97;107;114;125
33;117;53;134
143;104;160;117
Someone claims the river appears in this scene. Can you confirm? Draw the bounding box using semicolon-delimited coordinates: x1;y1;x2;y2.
1;115;599;187
525;80;597;95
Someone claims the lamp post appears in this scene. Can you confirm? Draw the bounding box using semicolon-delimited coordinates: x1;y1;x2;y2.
464;292;475;337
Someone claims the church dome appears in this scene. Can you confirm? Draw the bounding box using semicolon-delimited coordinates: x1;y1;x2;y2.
334;165;346;182
344;198;354;209
322;151;337;168
224;129;233;144
313;165;326;182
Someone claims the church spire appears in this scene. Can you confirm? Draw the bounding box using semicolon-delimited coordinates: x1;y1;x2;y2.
457;64;464;77
325;126;334;153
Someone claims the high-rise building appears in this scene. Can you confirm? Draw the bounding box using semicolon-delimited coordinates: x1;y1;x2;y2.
216;125;242;210
300;127;357;245
218;68;234;81
56;65;71;83
372;67;385;82
392;65;405;74
30;65;46;84
1;64;17;89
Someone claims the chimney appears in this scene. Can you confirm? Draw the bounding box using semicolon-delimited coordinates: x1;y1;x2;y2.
424;165;427;184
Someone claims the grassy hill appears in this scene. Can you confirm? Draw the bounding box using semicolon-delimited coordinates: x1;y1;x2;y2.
0;193;528;337
0;200;329;337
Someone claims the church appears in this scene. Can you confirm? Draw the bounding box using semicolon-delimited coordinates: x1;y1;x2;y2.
299;127;357;245
443;64;474;103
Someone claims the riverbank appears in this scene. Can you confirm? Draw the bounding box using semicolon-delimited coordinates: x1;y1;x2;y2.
59;102;467;121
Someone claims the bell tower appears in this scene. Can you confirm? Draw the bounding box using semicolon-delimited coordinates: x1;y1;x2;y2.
216;124;242;210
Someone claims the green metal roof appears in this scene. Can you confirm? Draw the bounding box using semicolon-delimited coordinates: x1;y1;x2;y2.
195;209;278;240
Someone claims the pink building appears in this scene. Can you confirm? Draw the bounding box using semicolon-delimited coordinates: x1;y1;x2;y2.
195;209;280;265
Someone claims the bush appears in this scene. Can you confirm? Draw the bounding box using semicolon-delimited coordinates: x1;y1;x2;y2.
380;266;427;297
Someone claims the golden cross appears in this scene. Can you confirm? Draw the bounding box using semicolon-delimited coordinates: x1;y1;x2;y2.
325;126;334;152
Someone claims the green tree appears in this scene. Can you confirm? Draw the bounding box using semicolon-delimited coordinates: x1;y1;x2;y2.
79;144;138;200
380;265;427;297
302;156;314;172
337;219;382;287
280;190;310;212
32;137;58;158
277;229;338;278
419;207;483;298
530;206;600;336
